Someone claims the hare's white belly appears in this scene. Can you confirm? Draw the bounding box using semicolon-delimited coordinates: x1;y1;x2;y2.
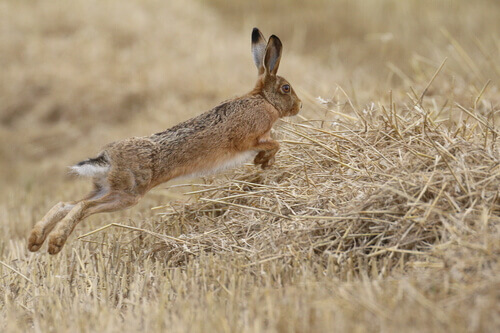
189;150;257;178
216;150;257;172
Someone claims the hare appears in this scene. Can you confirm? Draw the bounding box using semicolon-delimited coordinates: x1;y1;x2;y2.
28;28;301;255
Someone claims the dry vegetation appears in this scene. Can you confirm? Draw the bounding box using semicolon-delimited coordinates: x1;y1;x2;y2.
1;0;499;332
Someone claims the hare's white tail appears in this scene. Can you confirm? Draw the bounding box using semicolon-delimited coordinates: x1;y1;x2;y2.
70;154;110;177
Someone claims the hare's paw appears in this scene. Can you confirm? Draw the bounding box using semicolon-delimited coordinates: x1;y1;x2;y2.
47;224;72;255
254;150;269;164
260;156;275;169
47;232;67;255
28;227;46;252
254;151;276;169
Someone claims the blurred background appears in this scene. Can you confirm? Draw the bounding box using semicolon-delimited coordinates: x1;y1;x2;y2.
1;0;499;237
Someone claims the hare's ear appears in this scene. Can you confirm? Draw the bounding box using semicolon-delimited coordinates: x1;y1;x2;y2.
263;35;282;76
252;28;267;75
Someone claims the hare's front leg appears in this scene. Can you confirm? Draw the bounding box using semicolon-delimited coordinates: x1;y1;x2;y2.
254;137;279;169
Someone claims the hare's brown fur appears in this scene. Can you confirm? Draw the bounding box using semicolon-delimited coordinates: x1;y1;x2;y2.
28;28;301;254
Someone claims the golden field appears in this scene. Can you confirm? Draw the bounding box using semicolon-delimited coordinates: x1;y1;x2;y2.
1;0;499;332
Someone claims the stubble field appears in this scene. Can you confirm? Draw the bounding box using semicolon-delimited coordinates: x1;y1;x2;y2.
1;0;499;332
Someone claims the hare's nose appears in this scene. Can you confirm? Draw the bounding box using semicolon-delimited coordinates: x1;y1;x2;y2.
300;102;303;109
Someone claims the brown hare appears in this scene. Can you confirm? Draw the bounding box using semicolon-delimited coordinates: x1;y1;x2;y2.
28;28;301;255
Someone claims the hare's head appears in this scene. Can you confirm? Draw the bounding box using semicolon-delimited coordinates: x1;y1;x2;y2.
251;28;301;117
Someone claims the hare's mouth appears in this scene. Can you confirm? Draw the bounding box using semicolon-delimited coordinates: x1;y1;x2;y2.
290;105;301;116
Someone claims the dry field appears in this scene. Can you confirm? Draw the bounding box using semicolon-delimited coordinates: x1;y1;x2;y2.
1;0;499;332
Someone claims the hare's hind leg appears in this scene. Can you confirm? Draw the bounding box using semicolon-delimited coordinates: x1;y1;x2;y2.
47;191;139;255
28;185;104;252
28;201;76;252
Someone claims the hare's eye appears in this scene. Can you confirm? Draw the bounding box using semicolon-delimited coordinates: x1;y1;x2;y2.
281;84;291;93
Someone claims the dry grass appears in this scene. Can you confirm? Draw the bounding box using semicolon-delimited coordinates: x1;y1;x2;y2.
1;0;499;332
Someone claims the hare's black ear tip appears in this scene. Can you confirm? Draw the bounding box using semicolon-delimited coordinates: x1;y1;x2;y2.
252;28;262;43
269;35;283;46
